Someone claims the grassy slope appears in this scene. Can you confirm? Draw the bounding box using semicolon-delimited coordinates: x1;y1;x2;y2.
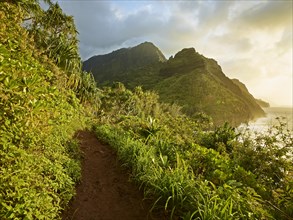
0;3;88;219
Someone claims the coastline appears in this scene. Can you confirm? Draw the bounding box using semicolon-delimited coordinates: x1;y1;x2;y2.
238;107;293;132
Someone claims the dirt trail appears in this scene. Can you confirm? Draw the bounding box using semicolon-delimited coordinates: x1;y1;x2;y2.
62;131;161;220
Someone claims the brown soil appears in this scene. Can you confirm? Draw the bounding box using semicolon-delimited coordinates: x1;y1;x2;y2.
62;131;163;220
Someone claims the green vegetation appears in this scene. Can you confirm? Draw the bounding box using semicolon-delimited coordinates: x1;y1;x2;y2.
1;1;292;220
0;1;97;219
93;83;293;219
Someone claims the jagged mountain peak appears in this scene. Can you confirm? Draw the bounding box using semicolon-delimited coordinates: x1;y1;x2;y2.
160;47;205;76
133;41;158;49
174;48;197;58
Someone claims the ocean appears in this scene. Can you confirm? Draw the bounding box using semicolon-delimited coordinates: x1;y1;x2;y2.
238;107;293;132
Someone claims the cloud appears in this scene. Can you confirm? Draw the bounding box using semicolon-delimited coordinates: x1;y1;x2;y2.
237;1;292;30
276;27;293;56
58;1;169;59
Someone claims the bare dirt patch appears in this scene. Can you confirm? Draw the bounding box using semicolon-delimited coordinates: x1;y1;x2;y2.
62;131;162;220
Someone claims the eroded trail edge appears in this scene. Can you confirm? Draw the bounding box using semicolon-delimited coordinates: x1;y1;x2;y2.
62;131;156;220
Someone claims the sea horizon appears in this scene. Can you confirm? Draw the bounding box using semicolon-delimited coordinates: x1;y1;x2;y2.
239;106;293;132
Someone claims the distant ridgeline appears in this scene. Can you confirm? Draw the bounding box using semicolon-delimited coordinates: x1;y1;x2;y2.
83;42;266;125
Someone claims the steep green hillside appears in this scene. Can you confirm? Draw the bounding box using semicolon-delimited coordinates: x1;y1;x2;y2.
83;45;265;125
0;2;97;219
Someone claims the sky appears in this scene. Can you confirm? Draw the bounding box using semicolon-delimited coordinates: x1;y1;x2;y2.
55;0;292;107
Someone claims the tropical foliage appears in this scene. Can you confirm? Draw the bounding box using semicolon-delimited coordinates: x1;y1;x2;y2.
20;0;80;72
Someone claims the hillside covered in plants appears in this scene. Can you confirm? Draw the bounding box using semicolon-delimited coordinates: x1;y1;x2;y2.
1;1;292;220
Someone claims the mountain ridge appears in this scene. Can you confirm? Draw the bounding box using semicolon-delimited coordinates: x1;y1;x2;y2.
83;42;265;125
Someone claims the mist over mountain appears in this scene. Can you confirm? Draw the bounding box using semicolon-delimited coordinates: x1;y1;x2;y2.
83;42;265;125
255;99;270;108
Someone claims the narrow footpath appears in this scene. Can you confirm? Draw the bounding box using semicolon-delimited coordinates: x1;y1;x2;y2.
62;131;161;220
